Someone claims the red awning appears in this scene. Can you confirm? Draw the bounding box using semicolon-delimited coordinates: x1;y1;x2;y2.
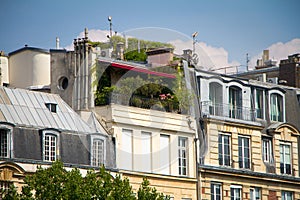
99;59;176;79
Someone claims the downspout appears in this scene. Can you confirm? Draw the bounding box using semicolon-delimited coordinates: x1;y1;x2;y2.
182;60;202;200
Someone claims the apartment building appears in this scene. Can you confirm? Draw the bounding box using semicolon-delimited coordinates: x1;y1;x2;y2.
0;87;114;192
194;69;300;200
93;58;197;199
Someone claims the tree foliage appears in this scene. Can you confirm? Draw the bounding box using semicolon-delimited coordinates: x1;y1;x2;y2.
138;178;169;200
2;161;168;200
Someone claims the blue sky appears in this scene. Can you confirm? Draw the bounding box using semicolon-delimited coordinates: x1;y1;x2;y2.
1;0;300;69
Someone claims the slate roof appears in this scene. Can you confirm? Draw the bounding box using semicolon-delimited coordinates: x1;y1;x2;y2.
0;87;96;134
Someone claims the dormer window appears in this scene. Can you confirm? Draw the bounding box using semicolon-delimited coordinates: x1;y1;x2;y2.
45;103;57;113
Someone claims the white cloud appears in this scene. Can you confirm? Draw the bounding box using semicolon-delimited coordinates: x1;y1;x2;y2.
249;38;300;70
65;29;111;50
169;39;240;72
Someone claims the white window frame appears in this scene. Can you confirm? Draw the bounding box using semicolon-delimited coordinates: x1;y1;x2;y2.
250;187;261;200
90;135;106;167
281;191;293;200
238;135;251;169
42;130;59;162
178;137;188;176
218;133;231;167
211;182;222;200
280;142;292;175
0;125;13;159
262;137;273;163
269;91;285;122
230;185;242;200
45;102;57;113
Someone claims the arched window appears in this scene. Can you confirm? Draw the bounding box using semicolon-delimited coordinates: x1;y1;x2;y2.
270;93;283;122
229;86;242;119
90;135;106;167
0;124;13;159
209;82;223;116
42;131;59;162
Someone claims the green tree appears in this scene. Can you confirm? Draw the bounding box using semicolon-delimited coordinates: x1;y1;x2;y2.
3;161;170;200
137;178;169;200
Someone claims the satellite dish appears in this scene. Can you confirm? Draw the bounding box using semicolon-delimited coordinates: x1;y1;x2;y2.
101;51;107;57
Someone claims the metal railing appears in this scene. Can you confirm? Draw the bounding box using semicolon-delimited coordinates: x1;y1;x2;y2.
201;101;256;122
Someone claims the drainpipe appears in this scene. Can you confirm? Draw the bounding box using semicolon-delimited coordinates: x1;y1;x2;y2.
73;39;77;110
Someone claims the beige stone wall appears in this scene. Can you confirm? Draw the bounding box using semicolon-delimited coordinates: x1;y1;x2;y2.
200;172;300;200
121;170;197;200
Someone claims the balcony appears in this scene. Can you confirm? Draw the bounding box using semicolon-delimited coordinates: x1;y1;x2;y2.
200;101;256;122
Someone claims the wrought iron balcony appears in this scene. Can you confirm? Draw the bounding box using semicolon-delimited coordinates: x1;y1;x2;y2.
200;101;256;122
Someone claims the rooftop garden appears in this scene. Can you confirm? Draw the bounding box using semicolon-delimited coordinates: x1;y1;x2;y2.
94;64;193;115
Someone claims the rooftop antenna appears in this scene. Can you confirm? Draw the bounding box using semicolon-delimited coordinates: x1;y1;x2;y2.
108;16;112;38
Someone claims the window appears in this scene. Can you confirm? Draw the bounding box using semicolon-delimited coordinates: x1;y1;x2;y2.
211;183;222;200
92;139;104;167
218;133;231;166
45;103;57;113
229;86;242;119
281;191;293;200
140;132;151;172
280;143;292;175
270;93;283;122
0;129;10;158
209;82;223;116
250;187;261;200
178;137;188;176
160;134;170;175
43;133;57;161
262;138;273;163
0;181;12;192
238;136;250;169
255;89;264;119
120;129;133;170
230;185;242;200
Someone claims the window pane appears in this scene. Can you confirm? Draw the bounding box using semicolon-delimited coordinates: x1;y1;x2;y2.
211;183;221;200
178;137;187;176
280;144;292;174
141;132;151;172
92;139;104;167
120;129;132;170
0;130;8;158
160;135;170;175
219;134;231;166
44;134;57;161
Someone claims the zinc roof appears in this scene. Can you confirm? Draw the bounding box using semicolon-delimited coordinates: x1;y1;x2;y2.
0;87;94;134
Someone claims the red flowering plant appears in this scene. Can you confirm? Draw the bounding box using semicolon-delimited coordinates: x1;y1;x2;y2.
159;93;178;112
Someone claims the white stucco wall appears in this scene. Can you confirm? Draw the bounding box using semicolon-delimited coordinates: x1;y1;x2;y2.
0;56;9;85
9;49;50;88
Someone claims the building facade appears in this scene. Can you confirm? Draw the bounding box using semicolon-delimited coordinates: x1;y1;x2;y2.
0;87;114;192
194;69;300;200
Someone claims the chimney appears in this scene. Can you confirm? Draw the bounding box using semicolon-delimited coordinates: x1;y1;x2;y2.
56;37;60;49
263;50;269;63
116;42;124;60
84;28;88;39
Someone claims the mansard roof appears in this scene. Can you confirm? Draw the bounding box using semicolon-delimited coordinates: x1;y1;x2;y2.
0;87;97;134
